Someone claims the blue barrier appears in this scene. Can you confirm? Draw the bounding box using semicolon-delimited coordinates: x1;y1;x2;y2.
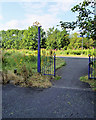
41;52;56;77
88;54;96;79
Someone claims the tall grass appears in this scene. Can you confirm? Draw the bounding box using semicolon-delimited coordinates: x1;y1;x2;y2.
1;49;66;88
2;50;37;74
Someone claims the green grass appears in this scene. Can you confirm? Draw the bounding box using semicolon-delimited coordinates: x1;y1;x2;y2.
2;50;66;74
54;75;61;80
3;48;96;57
1;49;66;88
55;49;95;57
80;75;96;91
56;57;66;69
2;50;37;73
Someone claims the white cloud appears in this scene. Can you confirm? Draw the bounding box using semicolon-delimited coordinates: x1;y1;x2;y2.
23;14;61;31
21;1;75;15
19;2;47;15
21;2;46;9
6;20;19;29
20;0;84;18
0;0;84;31
0;20;23;30
48;0;84;14
0;13;60;31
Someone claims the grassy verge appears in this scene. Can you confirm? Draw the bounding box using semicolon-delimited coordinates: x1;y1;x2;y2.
56;57;66;69
55;49;95;57
1;50;66;88
80;75;96;91
2;48;95;57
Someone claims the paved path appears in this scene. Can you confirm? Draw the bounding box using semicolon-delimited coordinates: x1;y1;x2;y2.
2;57;96;119
53;57;91;89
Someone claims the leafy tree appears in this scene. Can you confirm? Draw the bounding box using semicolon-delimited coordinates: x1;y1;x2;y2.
1;26;46;50
68;32;94;49
40;28;47;48
68;33;82;49
2;29;24;49
46;27;69;50
60;1;96;41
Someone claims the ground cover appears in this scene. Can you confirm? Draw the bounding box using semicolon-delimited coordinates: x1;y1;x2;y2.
3;48;95;57
80;75;96;91
55;49;95;57
0;49;66;88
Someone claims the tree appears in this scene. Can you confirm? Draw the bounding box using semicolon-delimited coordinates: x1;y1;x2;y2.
68;32;94;49
1;26;47;50
40;28;47;49
2;29;24;49
46;27;69;50
60;0;96;42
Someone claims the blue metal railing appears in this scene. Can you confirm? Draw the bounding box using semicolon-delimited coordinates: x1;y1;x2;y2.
41;53;56;77
88;54;96;79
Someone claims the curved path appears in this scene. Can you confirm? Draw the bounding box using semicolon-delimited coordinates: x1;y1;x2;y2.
53;57;91;89
2;57;96;119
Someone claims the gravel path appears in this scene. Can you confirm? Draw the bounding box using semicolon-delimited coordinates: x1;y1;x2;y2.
2;57;96;119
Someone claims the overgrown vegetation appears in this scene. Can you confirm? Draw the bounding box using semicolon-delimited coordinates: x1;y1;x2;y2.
80;75;96;91
1;49;66;88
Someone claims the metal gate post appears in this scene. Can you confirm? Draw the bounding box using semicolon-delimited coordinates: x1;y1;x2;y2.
54;53;56;77
88;54;91;79
37;26;41;73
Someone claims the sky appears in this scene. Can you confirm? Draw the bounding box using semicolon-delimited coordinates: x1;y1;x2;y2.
0;0;84;33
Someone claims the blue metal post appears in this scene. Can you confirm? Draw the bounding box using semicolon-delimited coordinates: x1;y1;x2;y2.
37;26;41;73
88;54;91;79
54;53;56;77
82;37;83;55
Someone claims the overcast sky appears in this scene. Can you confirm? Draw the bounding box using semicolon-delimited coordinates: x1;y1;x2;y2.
0;0;84;32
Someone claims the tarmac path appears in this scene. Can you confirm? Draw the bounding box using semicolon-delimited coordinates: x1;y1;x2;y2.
2;57;96;119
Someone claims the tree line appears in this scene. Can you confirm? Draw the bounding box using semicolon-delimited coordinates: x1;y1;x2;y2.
1;0;95;50
1;26;94;50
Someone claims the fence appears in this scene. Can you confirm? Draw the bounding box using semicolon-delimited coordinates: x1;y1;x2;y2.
88;54;96;79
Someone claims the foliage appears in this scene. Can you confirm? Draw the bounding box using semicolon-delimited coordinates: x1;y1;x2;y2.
46;27;70;50
1;24;94;50
2;50;37;74
1;26;46;50
60;1;96;42
55;49;95;56
1;49;66;88
68;32;94;49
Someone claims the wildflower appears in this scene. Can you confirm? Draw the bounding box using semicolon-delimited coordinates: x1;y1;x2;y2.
20;59;23;61
35;51;37;55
